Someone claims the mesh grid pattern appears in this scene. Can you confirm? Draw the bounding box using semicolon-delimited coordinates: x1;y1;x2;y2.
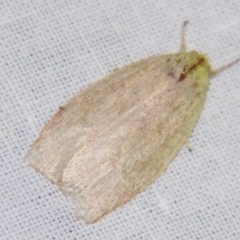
1;1;240;239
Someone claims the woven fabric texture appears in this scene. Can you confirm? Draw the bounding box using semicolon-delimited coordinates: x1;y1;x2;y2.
1;1;240;239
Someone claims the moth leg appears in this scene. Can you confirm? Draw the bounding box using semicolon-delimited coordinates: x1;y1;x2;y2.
180;20;189;53
185;141;193;152
210;59;239;76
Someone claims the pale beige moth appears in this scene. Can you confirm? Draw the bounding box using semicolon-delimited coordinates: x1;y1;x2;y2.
26;22;239;224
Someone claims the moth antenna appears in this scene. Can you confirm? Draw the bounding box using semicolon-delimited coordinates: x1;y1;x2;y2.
210;59;239;76
180;20;189;53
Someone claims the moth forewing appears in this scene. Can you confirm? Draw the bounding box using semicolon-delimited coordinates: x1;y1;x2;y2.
26;22;239;224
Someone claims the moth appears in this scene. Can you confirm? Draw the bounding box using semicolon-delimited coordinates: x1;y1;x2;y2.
26;21;238;224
